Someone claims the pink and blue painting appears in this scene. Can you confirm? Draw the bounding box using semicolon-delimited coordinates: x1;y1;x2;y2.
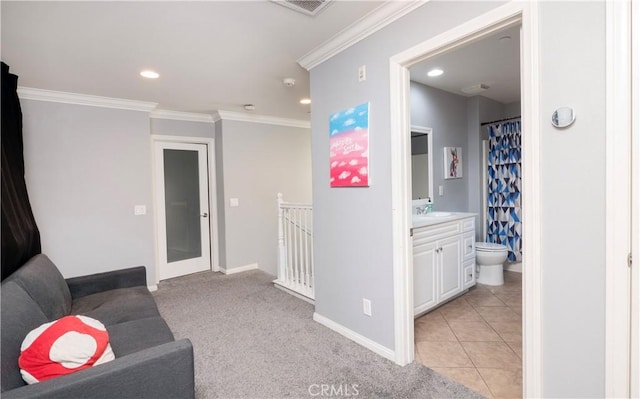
329;102;370;187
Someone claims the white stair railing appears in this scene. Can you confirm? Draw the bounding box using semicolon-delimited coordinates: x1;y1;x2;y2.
274;193;314;302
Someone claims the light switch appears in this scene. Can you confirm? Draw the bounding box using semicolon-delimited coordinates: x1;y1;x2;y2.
358;65;366;82
229;198;239;207
438;185;444;196
134;205;146;215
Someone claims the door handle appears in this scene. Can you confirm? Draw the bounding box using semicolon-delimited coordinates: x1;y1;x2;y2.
201;212;208;218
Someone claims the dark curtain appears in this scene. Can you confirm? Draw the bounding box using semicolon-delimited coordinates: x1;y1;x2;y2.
1;62;41;280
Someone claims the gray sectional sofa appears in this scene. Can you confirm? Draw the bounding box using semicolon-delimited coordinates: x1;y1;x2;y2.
1;254;195;399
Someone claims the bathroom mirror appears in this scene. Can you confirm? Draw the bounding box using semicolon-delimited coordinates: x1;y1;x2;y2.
410;126;434;201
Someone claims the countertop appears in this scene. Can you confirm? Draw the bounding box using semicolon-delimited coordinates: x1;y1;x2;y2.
412;212;477;229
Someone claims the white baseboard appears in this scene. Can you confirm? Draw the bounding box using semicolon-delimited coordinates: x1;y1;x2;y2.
147;285;158;292
504;262;522;273
273;280;315;305
220;263;259;275
313;312;395;362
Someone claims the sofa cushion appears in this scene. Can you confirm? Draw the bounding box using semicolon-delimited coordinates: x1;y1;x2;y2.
106;317;175;357
71;286;160;326
5;254;72;320
1;282;49;392
19;315;116;384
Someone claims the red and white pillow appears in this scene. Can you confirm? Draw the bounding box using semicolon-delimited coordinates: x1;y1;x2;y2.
19;315;115;384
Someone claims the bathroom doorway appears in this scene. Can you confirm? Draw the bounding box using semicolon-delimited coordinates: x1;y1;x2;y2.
388;3;542;397
408;23;524;397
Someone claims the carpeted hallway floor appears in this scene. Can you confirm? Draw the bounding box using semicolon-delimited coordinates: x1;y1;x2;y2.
153;270;485;399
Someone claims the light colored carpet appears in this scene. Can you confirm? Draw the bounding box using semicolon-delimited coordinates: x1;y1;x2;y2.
153;270;485;399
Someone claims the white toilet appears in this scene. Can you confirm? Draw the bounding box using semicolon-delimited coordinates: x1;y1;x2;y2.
475;242;509;286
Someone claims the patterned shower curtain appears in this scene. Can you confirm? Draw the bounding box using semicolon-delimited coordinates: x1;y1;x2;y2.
486;120;522;262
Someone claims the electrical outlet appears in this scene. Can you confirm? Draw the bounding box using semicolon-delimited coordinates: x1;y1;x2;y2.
229;198;239;207
439;185;444;196
358;65;366;82
134;205;146;215
363;298;372;316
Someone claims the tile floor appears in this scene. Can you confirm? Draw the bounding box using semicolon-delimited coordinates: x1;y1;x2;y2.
415;270;522;399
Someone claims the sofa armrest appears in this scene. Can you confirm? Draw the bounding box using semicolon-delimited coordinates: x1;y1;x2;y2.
66;266;147;299
2;339;194;399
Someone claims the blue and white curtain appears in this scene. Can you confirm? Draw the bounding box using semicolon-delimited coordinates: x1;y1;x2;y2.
487;120;522;262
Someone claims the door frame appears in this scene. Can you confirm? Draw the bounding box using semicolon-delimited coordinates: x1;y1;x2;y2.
629;0;639;395
605;0;634;397
389;2;542;397
151;135;220;284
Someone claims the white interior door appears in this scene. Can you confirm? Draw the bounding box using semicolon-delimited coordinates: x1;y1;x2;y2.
155;142;211;280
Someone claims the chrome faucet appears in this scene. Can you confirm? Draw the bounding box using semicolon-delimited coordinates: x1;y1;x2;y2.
416;198;433;215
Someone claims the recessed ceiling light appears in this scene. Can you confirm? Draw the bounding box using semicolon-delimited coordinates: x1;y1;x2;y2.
244;104;256;111
140;70;159;79
427;68;444;77
300;98;311;105
498;35;512;43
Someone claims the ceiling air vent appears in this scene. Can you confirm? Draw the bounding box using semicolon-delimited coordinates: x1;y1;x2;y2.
271;0;332;17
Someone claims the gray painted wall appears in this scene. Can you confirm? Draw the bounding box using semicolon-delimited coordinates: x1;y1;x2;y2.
150;117;215;138
20;100;311;284
411;82;469;211
504;100;521;119
311;1;607;395
310;0;505;352
217;120;311;275
21;100;156;282
539;2;605;396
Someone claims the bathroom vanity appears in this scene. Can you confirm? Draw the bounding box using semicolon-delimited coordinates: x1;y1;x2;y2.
412;212;476;316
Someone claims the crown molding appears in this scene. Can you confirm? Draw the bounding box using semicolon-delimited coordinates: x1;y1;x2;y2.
16;87;309;128
213;110;310;129
17;87;158;112
150;109;215;124
297;0;428;70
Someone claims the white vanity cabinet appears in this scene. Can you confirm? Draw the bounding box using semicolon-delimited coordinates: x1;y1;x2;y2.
413;215;476;316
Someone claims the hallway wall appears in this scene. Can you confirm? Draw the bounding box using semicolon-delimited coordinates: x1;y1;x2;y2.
310;1;607;396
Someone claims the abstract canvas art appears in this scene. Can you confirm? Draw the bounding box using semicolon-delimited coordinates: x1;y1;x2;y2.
444;146;462;179
329;102;370;187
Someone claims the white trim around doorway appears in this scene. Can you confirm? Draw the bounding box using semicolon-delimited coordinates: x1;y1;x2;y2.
605;0;635;396
389;2;541;397
632;1;640;395
150;135;220;285
629;2;640;398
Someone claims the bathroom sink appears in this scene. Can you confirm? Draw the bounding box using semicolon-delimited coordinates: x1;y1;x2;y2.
412;212;454;223
424;211;453;217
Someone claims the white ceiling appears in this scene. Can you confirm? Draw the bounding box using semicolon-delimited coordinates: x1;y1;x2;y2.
1;1;384;120
410;25;521;104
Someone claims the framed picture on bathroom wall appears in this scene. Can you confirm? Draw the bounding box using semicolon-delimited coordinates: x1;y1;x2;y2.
444;147;462;179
